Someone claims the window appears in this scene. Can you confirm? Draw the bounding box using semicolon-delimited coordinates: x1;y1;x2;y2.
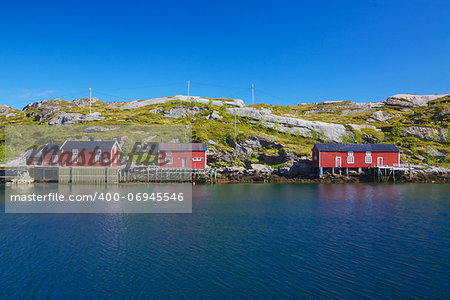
166;151;172;156
365;156;372;163
347;156;354;164
366;151;371;156
95;155;100;163
96;149;101;155
166;157;173;164
348;151;353;156
72;149;78;163
193;157;202;161
52;155;58;163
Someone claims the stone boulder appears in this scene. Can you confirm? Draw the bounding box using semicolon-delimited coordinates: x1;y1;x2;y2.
206;110;222;120
368;111;395;122
385;94;448;107
274;160;312;178
248;164;272;173
260;149;297;165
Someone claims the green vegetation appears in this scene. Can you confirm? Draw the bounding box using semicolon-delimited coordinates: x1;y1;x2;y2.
0;95;448;167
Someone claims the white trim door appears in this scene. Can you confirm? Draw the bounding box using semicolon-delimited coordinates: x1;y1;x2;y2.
336;156;342;167
377;157;383;167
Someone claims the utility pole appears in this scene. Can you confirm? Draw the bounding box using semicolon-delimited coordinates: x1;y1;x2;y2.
89;88;92;114
187;80;190;97
252;84;254;105
234;110;237;138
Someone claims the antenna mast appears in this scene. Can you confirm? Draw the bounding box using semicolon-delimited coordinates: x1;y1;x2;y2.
252;84;254;104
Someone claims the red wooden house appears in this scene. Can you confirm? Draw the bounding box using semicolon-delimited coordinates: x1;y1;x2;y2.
159;143;207;169
26;140;121;167
312;143;400;175
59;140;121;167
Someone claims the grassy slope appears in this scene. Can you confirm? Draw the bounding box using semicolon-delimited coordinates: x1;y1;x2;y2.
1;96;449;167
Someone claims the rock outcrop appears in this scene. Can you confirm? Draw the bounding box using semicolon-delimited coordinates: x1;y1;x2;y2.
48;112;105;125
73;97;99;107
403;126;448;142
227;107;348;142
385;94;448;107
119;95;245;110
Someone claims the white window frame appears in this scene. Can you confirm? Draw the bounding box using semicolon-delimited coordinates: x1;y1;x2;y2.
347;156;354;164
365;156;372;163
96;149;101;155
366;151;371;156
52;155;58;163
192;157;202;161
166;157;173;165
166;151;172;156
95;154;101;163
72;149;78;163
348;151;353;156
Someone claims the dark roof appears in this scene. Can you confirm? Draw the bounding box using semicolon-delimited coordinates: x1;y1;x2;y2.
42;144;61;152
25;144;61;158
314;143;399;152
159;143;207;152
25;149;42;158
60;140;118;150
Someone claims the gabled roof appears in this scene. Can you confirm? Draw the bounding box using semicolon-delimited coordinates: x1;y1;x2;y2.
159;143;207;151
60;140;119;150
314;143;399;152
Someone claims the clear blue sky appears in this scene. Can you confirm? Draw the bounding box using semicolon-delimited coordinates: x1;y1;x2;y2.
1;0;449;109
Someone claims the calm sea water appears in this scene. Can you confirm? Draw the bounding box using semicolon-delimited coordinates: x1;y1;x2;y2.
0;183;449;299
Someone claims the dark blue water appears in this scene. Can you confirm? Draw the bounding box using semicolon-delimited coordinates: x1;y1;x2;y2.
1;183;449;299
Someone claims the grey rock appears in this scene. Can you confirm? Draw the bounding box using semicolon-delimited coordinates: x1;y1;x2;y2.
48;112;105;125
206;110;222;120
424;147;447;158
119;95;245;110
222;166;246;173
227;107;348;142
385;94;448;107
23;99;65;110
6;113;17;118
249;164;271;173
348;124;380;132
403;126;448;141
368;111;395;122
0;104;16;116
208;140;218;146
163;106;206;119
73;97;99;107
274;160;312;178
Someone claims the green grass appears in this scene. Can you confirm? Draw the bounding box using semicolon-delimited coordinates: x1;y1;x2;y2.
0;96;448;167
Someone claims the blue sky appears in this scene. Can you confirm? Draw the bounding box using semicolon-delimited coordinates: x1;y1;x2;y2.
1;0;449;109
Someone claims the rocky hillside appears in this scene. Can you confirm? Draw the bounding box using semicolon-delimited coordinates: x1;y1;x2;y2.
0;93;449;168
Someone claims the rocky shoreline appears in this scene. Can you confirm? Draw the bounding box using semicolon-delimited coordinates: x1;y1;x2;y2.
214;164;449;184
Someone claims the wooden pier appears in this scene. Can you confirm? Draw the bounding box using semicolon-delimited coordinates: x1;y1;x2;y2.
1;166;216;184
